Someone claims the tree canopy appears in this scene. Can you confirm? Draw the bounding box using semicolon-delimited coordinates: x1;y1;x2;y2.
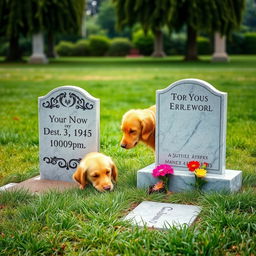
34;0;85;35
114;0;246;59
114;0;175;33
0;0;85;60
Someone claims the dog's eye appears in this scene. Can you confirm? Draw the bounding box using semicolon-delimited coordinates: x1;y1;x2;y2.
129;129;136;134
106;170;110;175
92;174;99;178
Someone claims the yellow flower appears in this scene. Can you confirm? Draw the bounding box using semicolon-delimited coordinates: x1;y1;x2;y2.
194;168;207;178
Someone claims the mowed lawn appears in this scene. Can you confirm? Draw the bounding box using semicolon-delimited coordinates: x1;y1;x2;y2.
0;56;255;255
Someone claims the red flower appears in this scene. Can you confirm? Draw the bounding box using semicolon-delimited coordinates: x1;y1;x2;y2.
187;161;200;172
203;162;209;167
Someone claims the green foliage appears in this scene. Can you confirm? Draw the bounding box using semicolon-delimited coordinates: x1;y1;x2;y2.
35;0;85;34
85;16;107;37
197;36;211;55
227;32;245;54
114;0;175;33
108;38;132;56
164;33;186;55
73;39;90;56
132;30;154;55
55;41;75;56
243;32;256;54
97;0;116;38
0;41;8;56
172;0;246;35
88;35;110;56
0;0;33;38
243;0;256;31
55;37;111;57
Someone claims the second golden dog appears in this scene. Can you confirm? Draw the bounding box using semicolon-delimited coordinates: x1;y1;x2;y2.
120;105;156;150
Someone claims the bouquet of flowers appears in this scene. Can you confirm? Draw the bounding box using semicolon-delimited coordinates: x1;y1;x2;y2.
187;161;208;191
149;164;174;193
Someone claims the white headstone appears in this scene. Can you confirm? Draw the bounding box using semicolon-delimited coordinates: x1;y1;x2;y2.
124;201;201;229
212;32;229;62
39;86;100;182
156;79;227;174
29;32;48;64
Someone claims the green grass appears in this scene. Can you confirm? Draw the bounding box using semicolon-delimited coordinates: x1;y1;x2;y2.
0;56;256;255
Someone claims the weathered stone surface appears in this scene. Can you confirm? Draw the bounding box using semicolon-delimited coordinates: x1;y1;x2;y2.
39;86;100;182
156;79;227;175
137;164;242;192
124;201;201;229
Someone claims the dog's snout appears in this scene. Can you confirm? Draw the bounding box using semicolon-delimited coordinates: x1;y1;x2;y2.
121;144;127;148
103;185;111;191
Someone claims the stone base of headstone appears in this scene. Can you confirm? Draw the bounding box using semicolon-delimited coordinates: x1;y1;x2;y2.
137;163;242;193
0;183;17;192
212;53;229;62
29;55;48;64
5;176;79;194
124;201;201;229
151;51;166;57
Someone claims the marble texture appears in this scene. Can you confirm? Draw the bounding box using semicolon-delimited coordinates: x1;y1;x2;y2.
124;201;201;229
39;86;100;182
137;164;242;192
156;79;227;175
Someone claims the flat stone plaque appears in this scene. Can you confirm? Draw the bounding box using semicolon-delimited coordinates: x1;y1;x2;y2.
124;201;201;229
156;79;227;174
39;86;99;182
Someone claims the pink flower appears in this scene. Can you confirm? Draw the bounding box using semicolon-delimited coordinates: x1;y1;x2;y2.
152;164;174;177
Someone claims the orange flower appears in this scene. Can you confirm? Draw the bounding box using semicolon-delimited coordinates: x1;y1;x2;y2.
152;181;165;191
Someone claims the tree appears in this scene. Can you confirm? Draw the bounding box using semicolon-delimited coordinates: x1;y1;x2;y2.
243;0;256;31
171;0;246;60
0;0;85;61
0;0;34;61
97;0;116;38
35;0;85;58
114;0;175;57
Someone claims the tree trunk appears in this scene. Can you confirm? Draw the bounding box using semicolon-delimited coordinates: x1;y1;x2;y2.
185;25;198;61
151;30;166;57
6;35;22;62
46;31;57;58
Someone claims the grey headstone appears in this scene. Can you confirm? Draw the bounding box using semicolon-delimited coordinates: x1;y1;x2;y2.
124;201;201;229
156;79;227;174
39;86;100;182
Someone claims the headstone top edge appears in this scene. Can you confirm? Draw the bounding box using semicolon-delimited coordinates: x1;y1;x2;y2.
38;85;99;102
141;200;201;209
156;78;227;96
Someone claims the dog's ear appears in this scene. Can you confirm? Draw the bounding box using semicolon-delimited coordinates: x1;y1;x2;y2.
141;113;155;141
73;166;87;189
110;161;118;183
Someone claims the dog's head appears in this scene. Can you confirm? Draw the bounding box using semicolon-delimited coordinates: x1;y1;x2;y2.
73;153;118;192
120;109;155;149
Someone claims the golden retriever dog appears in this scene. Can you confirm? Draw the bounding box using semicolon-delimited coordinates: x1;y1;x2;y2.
120;105;156;150
73;152;118;192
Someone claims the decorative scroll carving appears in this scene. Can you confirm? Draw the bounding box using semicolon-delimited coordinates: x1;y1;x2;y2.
43;156;81;170
42;92;94;110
